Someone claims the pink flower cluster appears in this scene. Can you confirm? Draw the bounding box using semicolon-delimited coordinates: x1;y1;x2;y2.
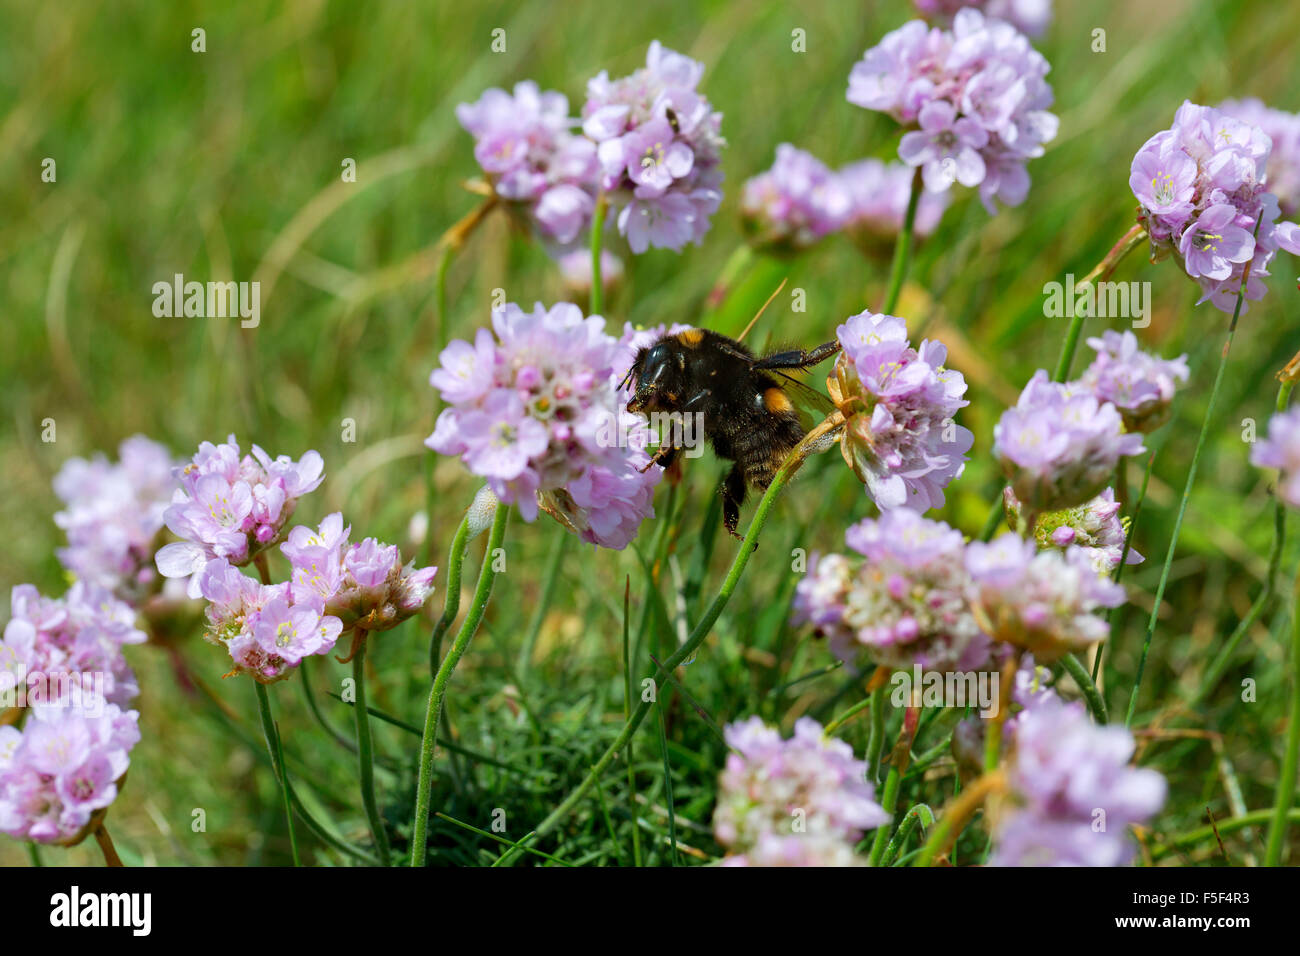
195;558;342;684
739;147;950;253
582;41;725;252
1130;101;1300;313
457;81;601;245
1;583;146;709
966;533;1125;661
1077;330;1189;434
52;435;180;604
282;514;437;633
994;371;1145;513
831;310;973;512
848;7;1058;213
155;436;324;596
427;302;661;550
992;695;1165;866
0;695;140;845
714;716;888;867
912;0;1052;38
1219;98;1300;218
1;582;143;845
793;510;993;674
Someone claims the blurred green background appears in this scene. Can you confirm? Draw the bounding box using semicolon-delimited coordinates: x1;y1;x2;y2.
3;0;1300;865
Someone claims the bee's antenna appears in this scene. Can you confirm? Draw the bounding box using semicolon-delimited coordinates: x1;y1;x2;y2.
736;277;788;343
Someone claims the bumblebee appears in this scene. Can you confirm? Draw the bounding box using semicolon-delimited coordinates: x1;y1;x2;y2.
620;327;840;538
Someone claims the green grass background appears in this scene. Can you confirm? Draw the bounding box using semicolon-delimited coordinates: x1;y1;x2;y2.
2;0;1299;865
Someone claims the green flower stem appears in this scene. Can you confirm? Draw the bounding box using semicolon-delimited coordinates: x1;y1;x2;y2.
590;197;607;316
979;223;1148;541
410;502;509;866
1095;452;1157;682
300;656;355;754
881;167;923;316
823;694;875;738
1192;381;1294;706
1154;808;1300;861
868;765;902;866
254;682;301;866
866;684;887;775
914;770;1004;867
429;513;472;677
517;527;569;679
495;414;844;866
1265;565;1300;865
1062;652;1108;723
1052;223;1147;382
26;842;42;867
880;804;933;866
623;578;643;867
351;638;391;865
1125;243;1257;727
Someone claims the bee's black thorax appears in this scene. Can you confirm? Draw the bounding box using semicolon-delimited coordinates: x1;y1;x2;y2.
624;326;810;536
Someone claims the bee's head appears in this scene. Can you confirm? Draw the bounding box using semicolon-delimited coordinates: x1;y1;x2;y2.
622;340;687;415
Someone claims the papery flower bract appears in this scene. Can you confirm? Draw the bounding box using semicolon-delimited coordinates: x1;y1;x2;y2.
1;583;145;709
739;144;851;251
428;303;661;549
1251;406;1300;509
1004;486;1142;574
1130;101;1300;314
793;510;992;673
52;435;180;604
713;717;887;866
830;311;973;512
994;370;1145;513
457;81;600;245
990;695;1165;866
966;534;1124;661
582;41;724;253
0;692;140;845
281;514;438;632
848;8;1057;213
155;436;323;597
1077;330;1188;434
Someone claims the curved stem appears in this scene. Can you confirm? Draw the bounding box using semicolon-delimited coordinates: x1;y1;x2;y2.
823;694;875;738
93;824;124;867
881;168;923;316
880;804;933;866
300;655;355;754
352;637;391;865
1052;224;1146;382
254;682;301;866
496;413;844;865
410;503;510;866
429;514;472;677
1126;243;1256;726
1265;565;1300;865
1062;652;1108;723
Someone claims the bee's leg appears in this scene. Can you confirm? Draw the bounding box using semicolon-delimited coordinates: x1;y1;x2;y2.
721;463;747;540
752;341;842;372
639;443;679;473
